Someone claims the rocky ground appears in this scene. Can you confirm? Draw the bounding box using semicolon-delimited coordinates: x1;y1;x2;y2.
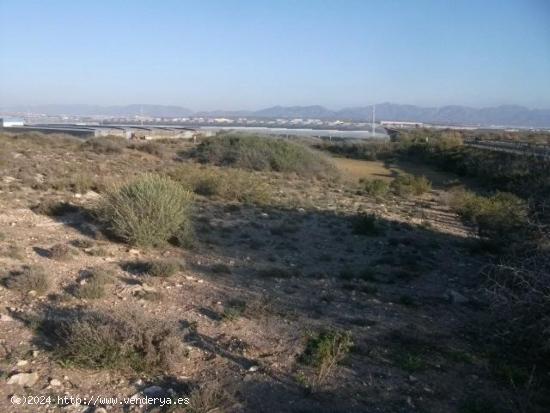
0;134;517;412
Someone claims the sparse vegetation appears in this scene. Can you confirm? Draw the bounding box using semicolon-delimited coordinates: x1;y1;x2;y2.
48;243;72;260
193;133;338;178
391;173;431;196
169;164;271;204
222;299;247;321
98;173;194;247
147;259;180;277
74;277;105;299
299;330;353;388
38;308;184;372
450;189;528;239
4;266;50;295
81;136;127;154
360;178;389;197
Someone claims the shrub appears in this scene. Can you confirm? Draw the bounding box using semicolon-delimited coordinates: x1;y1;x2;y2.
128;141;163;157
222;299;247;321
299;330;353;388
49;243;72;260
391;174;431;196
4;266;50;295
351;213;385;236
450;189;528;239
38;308;184;372
193;134;338;178
81;136;126;154
98;174;194;247
360;178;389;197
147;260;180;277
88;267;116;284
186;381;234;413
75;278;105;299
169;164;271;204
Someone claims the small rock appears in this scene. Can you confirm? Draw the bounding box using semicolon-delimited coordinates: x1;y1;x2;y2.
7;372;39;387
92;408;107;413
50;378;62;386
248;365;259;372
32;350;39;358
16;360;28;367
0;314;15;322
128;248;140;255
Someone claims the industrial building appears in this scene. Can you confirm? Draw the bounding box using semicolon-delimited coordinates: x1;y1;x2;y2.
0;123;198;140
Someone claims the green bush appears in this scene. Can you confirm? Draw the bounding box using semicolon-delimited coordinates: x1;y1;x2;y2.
98;174;193;247
193;134;338;178
450;189;528;238
360;178;389;197
169;164;271;204
299;330;353;388
391;174;431;196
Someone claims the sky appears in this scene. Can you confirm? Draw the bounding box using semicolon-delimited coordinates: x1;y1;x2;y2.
1;0;549;110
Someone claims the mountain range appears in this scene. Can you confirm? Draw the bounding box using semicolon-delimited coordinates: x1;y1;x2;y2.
2;103;550;127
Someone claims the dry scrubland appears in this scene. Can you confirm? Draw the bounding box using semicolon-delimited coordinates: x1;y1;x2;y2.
0;131;548;412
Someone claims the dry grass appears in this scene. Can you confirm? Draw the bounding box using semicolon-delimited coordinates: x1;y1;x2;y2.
38;308;185;372
4;266;50;295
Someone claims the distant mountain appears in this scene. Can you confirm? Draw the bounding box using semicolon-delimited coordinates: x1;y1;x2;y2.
0;104;193;117
253;105;335;119
253;103;550;127
2;103;549;127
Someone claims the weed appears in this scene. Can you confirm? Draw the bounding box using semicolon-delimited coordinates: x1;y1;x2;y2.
299;330;353;389
147;260;180;277
74;278;105;299
222;299;247;322
360;178;389;197
4;266;50;295
81;136;126;154
48;243;72;260
391;174;431;196
37;308;184;372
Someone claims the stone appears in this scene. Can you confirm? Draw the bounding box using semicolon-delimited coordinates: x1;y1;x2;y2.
0;314;15;322
16;360;28;367
7;372;39;387
248;365;259;372
50;378;62;386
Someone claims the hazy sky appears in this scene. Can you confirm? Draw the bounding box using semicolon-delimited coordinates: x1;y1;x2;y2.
1;0;549;110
